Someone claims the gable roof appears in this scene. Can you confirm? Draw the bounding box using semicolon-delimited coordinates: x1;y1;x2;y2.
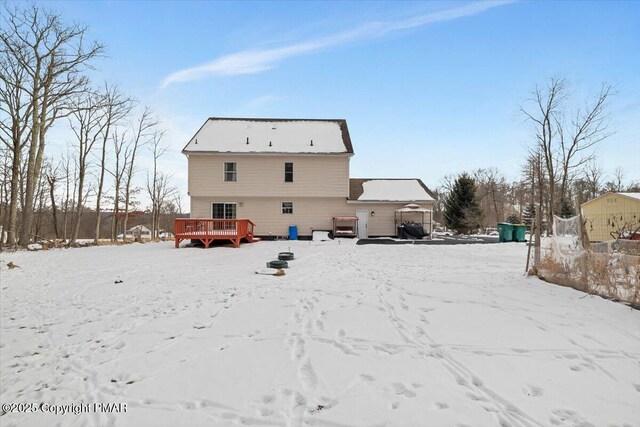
581;192;640;206
182;118;354;155
349;179;436;202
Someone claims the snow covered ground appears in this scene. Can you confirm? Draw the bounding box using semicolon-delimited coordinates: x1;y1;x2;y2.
1;240;638;427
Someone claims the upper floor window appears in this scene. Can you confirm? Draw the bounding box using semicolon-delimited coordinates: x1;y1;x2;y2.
285;162;293;182
224;162;237;182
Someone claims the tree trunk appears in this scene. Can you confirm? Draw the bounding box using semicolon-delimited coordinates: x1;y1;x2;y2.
48;176;59;239
71;164;85;243
6;145;21;247
94;133;108;245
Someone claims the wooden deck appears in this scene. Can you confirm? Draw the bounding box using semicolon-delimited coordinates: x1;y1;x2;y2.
174;218;256;248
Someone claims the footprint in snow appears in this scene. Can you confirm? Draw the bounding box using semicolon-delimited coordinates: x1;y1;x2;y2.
261;394;275;404
523;385;543;397
391;382;416;398
471;376;483;387
466;392;487;402
259;407;274;417
298;359;318;389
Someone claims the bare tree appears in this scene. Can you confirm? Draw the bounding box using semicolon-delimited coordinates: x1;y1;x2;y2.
61;149;75;241
473;168;508;226
0;146;10;242
145;130;167;239
44;160;62;239
155;174;177;237
509;179;528;220
108;129;130;241
68;91;108;243
93;85;133;244
172;192;183;216
557;83;613;201
521;78;566;228
583;161;604;199
0;24;32;247
532;151;544;265
122;107;157;241
1;3;103;246
521;78;613;229
604;167;626;193
434;174;457;225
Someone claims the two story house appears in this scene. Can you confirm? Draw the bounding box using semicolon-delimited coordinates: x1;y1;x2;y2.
183;118;435;239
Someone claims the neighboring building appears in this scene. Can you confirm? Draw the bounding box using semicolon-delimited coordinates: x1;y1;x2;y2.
183;118;435;239
581;192;640;241
118;224;152;240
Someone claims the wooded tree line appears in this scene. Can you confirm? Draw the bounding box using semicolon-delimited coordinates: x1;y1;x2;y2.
437;78;638;234
0;4;179;248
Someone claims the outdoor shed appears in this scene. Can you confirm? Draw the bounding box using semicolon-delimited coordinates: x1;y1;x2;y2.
580;192;640;242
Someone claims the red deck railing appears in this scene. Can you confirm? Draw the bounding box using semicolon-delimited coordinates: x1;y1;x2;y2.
174;218;256;248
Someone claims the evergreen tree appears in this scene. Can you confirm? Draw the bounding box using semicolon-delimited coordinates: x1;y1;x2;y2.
444;173;484;234
559;198;575;218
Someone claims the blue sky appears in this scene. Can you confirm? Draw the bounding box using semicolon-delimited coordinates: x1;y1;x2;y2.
40;0;639;200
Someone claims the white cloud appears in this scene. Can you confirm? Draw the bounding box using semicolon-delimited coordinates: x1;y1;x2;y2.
161;1;514;87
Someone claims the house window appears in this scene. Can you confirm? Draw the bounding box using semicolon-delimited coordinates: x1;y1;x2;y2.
212;203;236;219
285;162;293;182
282;202;293;214
224;162;237;182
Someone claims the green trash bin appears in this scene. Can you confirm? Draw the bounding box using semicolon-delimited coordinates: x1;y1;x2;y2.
512;224;527;242
497;222;514;242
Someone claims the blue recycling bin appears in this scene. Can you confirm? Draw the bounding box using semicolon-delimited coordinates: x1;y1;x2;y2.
288;225;298;240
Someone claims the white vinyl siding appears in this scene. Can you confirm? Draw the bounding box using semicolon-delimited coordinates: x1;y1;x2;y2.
189;154;349;198
191;197;434;237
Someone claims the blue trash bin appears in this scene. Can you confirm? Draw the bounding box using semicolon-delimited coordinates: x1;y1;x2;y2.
288;225;298;240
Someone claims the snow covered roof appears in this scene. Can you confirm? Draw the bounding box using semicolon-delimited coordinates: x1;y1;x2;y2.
395;204;432;213
618;192;640;200
349;179;436;202
182;118;354;154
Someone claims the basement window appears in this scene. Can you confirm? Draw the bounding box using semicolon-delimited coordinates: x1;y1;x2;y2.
282;202;293;214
